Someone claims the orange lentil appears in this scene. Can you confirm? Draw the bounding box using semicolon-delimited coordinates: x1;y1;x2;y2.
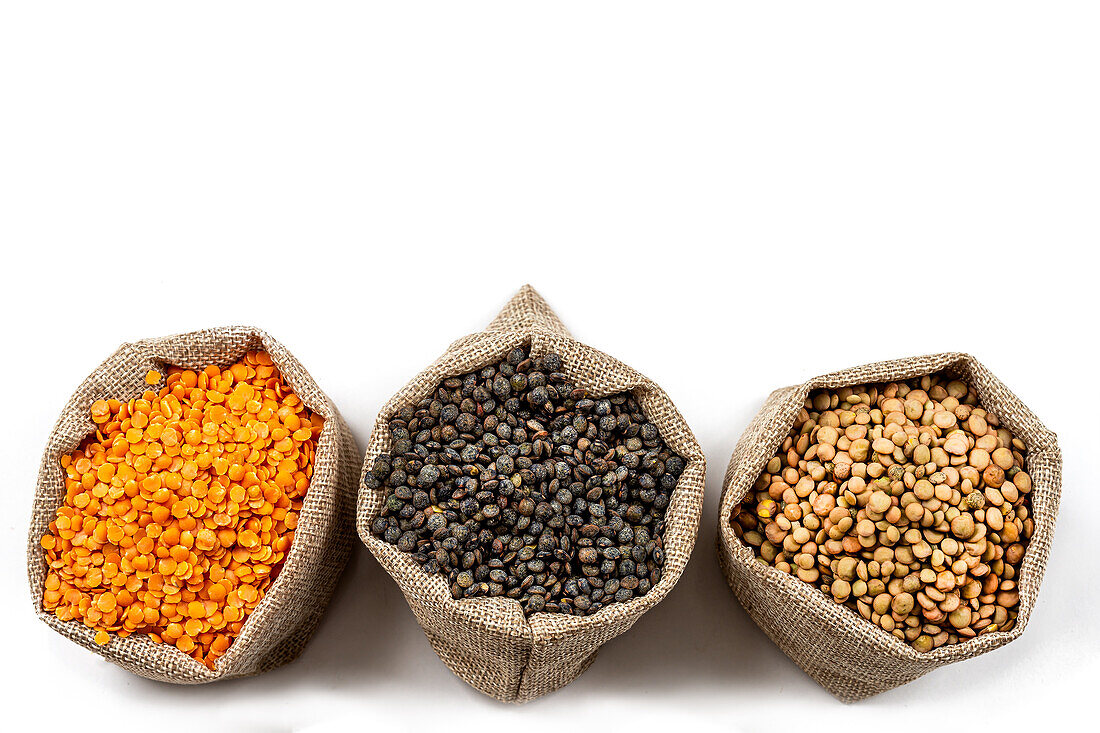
195;528;217;551
40;351;319;669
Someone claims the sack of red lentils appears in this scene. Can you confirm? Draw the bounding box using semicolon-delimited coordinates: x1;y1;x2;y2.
358;285;706;702
717;353;1062;702
27;326;359;683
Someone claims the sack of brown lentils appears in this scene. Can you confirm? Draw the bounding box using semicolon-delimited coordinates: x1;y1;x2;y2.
27;326;359;683
358;285;706;703
717;353;1062;702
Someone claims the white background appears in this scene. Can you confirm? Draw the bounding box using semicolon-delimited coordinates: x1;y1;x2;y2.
1;2;1096;731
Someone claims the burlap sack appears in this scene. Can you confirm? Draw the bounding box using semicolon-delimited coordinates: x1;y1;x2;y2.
717;353;1062;702
27;326;359;683
357;285;706;702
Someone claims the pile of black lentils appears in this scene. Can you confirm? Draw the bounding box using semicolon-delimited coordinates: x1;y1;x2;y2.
367;346;686;616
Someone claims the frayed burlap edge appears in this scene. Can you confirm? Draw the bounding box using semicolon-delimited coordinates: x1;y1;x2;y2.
357;285;707;703
716;353;1062;702
27;326;359;683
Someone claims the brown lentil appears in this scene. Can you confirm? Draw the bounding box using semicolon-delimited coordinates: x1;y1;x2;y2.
731;372;1033;652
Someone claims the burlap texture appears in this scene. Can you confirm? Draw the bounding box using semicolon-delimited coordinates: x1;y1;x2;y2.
716;353;1062;702
27;326;359;683
357;285;707;702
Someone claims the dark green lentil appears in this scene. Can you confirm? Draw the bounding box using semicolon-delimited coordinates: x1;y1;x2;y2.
367;346;685;616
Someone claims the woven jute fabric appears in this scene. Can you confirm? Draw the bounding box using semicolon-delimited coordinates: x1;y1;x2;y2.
26;326;359;683
357;285;707;702
716;353;1062;702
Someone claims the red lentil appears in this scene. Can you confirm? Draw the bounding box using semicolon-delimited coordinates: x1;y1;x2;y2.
41;351;322;669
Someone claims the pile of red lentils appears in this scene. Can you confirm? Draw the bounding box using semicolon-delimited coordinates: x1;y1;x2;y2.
40;351;322;669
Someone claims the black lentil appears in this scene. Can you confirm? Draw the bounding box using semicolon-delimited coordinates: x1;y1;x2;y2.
367;346;685;616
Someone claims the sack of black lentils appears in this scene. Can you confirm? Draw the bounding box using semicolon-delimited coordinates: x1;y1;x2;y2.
717;353;1062;702
358;285;706;702
27;326;359;683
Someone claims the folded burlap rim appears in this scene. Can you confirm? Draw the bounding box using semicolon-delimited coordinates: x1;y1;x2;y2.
27;326;359;683
717;353;1062;701
357;285;707;702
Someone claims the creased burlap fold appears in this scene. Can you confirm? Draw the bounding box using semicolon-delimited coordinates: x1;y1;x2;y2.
357;285;706;702
27;326;359;683
716;353;1062;702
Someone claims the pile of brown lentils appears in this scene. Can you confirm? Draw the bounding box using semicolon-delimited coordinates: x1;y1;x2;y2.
367;346;684;616
731;373;1033;652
